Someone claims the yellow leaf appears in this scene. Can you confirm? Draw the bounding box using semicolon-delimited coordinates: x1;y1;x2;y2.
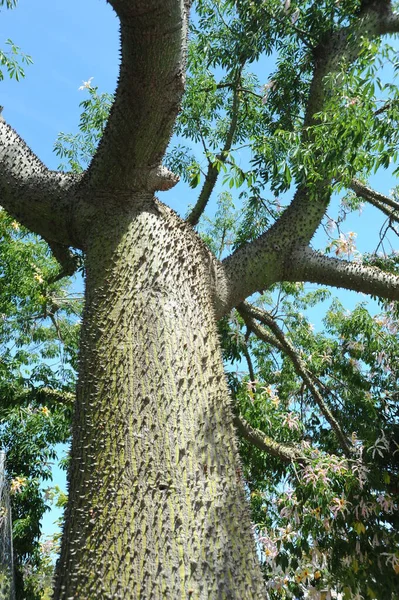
353;521;366;534
383;472;391;484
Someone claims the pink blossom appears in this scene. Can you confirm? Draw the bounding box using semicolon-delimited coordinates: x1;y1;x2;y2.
331;496;351;518
283;412;301;431
377;494;395;514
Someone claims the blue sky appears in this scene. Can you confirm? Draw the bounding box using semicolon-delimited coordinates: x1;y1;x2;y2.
2;0;399;540
1;0;119;168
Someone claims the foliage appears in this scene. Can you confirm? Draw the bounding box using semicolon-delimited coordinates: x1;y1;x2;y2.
54;81;113;173
0;210;81;599
0;1;32;82
0;39;32;82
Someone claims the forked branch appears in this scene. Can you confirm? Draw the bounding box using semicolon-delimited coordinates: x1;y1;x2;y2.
219;4;399;314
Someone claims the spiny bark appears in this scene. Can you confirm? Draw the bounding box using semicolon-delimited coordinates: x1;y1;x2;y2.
218;2;399;310
285;245;399;302
53;196;265;600
350;179;399;223
0;121;80;246
83;0;190;192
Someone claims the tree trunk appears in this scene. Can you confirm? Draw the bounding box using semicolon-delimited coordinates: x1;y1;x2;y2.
53;195;265;599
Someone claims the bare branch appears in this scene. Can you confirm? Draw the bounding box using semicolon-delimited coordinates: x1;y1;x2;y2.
187;69;242;226
285;245;399;302
239;303;353;456
0;120;81;246
82;0;191;193
233;414;305;464
243;341;256;382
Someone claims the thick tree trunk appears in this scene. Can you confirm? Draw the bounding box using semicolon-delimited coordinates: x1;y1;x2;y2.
53;195;265;599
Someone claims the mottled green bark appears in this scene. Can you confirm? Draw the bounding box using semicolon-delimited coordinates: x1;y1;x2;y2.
53;195;265;599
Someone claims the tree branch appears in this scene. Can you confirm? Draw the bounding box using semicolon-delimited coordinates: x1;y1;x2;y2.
187;68;242;226
239;302;353;456
0;120;81;247
350;179;399;223
243;342;256;382
46;241;82;283
82;0;191;193
1;386;75;412
285;245;399;302
33;387;75;407
243;317;284;354
216;187;329;316
233;414;305;464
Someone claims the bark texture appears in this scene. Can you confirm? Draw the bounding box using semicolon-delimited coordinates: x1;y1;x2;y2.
53;196;265;599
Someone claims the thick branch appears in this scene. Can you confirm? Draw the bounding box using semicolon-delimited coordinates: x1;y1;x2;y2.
32;387;75;407
239;302;353;456
0;120;81;247
306;2;399;127
83;1;190;193
350;179;399;223
233;414;305;464
285;245;399;301
217;188;329;315
1;386;75;412
187;70;242;226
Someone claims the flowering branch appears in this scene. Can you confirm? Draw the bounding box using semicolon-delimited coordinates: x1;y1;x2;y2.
238;302;353;456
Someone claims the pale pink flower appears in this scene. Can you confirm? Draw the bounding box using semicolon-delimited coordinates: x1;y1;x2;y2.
283;0;291;12
78;77;93;91
368;430;390;459
331;496;351;517
377;494;395;514
10;476;27;494
354;497;374;520
283;412;301;431
382;552;399;574
291;8;300;23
